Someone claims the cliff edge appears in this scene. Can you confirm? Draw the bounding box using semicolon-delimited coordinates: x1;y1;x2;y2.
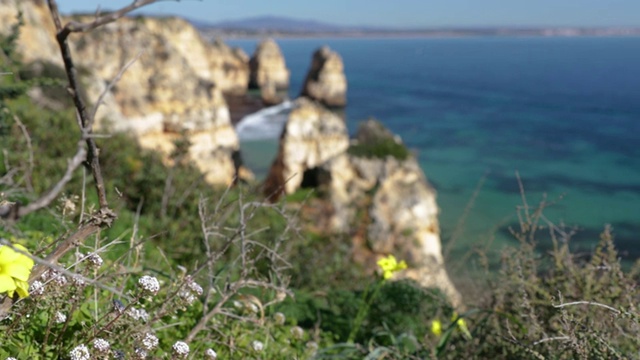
0;0;251;185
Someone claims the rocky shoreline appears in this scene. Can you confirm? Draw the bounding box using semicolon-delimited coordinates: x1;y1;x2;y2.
0;0;460;305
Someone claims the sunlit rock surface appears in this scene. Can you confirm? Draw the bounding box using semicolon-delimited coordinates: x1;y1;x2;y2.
0;1;251;185
300;46;347;108
263;97;349;198
249;38;289;91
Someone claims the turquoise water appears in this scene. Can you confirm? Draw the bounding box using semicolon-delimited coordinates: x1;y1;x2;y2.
229;37;640;266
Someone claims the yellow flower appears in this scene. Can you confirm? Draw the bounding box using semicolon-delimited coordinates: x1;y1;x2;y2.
452;312;472;339
0;243;34;298
376;254;408;280
431;320;442;337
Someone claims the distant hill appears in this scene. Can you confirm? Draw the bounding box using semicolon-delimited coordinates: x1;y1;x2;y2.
201;15;381;33
189;15;640;39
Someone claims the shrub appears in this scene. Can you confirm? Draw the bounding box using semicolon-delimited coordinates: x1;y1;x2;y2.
347;137;410;161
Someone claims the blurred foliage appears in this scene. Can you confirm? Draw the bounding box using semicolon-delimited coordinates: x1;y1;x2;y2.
347;138;409;161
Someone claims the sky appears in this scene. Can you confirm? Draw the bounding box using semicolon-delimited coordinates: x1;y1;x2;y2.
56;0;640;28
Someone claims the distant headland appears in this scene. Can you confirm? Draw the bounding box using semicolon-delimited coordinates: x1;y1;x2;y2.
193;15;640;39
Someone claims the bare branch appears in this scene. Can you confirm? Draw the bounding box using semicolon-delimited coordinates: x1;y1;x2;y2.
16;143;86;218
553;301;621;314
13;115;34;192
46;0;111;210
63;0;159;34
533;336;570;345
89;51;143;129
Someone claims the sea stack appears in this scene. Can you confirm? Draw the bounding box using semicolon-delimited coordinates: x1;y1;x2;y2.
248;38;290;91
263;97;349;199
328;120;461;306
301;46;347;108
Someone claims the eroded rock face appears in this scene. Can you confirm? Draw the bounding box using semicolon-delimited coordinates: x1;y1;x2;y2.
263;97;349;199
324;120;462;306
0;0;59;62
300;46;347;108
249;39;289;91
73;17;250;184
0;1;251;185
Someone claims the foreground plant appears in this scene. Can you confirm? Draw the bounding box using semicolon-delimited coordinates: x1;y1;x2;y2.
0;240;34;298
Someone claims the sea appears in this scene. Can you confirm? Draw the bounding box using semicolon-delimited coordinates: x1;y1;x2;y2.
228;37;640;272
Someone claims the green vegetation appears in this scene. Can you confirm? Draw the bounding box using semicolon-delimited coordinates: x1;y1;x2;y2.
347;137;410;161
347;119;410;161
2;16;640;360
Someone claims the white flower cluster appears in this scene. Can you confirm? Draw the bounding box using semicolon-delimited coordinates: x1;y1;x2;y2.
178;277;204;306
138;275;160;295
133;348;147;359
69;344;90;360
172;341;190;358
127;307;149;322
306;341;319;352
233;299;259;315
54;311;67;324
251;340;264;352
141;333;159;350
112;299;126;313
205;348;218;359
273;312;286;325
87;253;104;268
92;338;110;353
291;326;304;340
29;280;45;296
186;277;203;295
72;275;86;287
42;268;67;286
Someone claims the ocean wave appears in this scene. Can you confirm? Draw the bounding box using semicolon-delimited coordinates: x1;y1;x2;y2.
236;100;293;141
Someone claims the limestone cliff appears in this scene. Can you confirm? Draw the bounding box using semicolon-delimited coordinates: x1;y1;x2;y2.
0;0;58;62
335;121;460;305
249;38;289;91
263;97;349;199
300;46;347;108
266;114;461;305
0;0;251;185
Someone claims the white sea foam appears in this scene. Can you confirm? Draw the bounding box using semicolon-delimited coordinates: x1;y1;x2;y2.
236;100;293;141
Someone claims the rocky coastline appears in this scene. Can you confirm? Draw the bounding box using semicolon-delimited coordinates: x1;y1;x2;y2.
0;0;460;305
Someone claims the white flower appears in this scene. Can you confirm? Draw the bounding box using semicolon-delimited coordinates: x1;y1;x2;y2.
141;333;159;350
72;275;86;287
6;357;18;360
205;348;218;359
54;311;67;324
273;312;286;325
29;280;45;296
87;253;103;267
133;348;148;359
306;341;319;351
127;307;149;322
247;303;259;314
172;341;190;358
112;299;125;313
42;269;67;286
138;276;160;295
92;338;110;353
186;278;203;295
291;326;304;339
69;344;90;360
178;290;197;306
251;340;264;352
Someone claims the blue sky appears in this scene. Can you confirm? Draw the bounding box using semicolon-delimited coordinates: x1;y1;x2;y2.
56;0;640;28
